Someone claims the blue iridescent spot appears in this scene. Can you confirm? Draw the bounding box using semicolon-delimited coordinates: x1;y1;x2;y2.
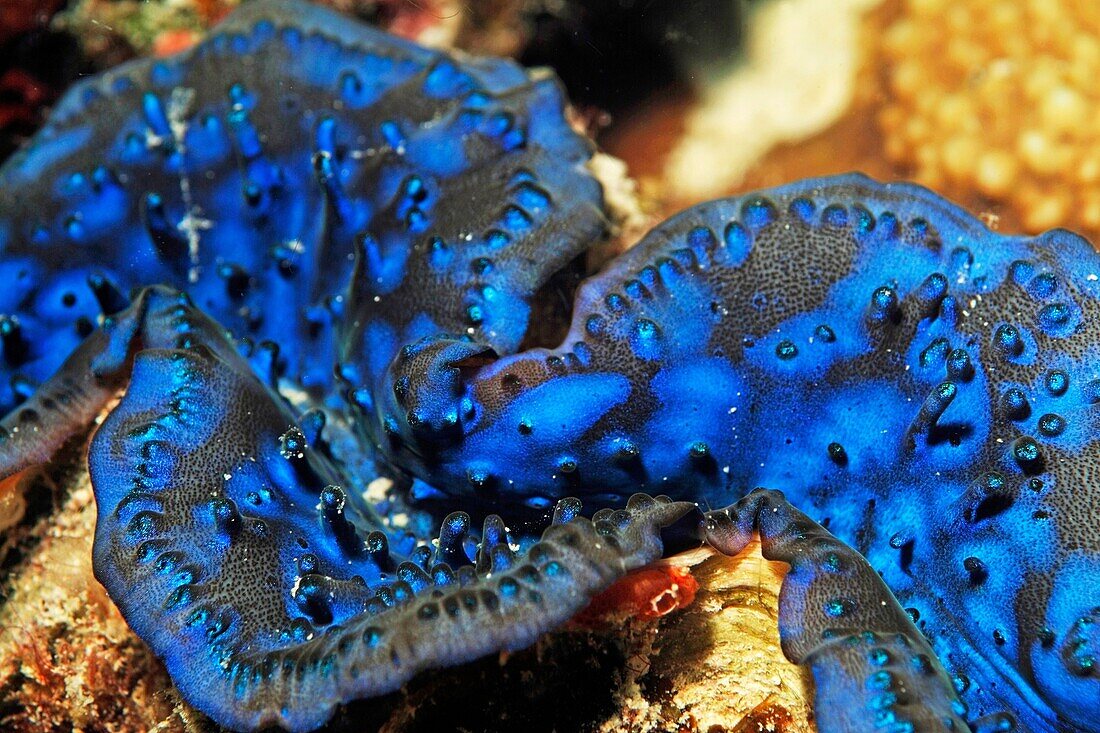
1037;302;1074;334
852;204;875;234
993;324;1024;357
1046;370;1069;396
1037;413;1066;437
775;339;798;360
687;225;714;249
821;204;848;228
741;197;777;229
1028;272;1058;299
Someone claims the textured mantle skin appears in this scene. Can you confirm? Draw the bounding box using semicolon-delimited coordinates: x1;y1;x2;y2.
0;462;814;733
0;1;1096;732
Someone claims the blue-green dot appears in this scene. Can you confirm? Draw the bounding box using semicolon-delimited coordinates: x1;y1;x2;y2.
775;339;798;360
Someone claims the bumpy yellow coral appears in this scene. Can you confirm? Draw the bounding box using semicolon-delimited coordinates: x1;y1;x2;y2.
878;0;1100;234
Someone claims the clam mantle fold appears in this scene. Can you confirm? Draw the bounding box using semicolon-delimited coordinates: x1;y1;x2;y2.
0;2;1096;731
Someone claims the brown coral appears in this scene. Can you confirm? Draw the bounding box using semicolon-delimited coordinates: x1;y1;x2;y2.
878;0;1100;236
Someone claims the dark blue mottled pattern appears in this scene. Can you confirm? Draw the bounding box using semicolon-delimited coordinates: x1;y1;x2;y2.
0;1;1096;732
385;177;1100;731
0;0;601;415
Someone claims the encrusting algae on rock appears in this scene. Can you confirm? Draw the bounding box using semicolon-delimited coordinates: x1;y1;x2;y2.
0;466;183;732
589;542;815;733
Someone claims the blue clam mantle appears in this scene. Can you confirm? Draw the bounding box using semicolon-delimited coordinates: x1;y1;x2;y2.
0;2;1096;731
